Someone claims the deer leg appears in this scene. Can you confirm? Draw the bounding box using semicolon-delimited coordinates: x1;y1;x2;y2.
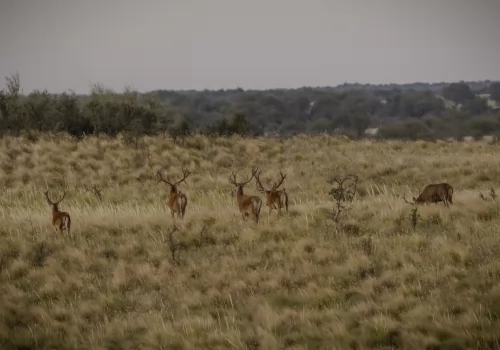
269;203;277;215
253;213;259;224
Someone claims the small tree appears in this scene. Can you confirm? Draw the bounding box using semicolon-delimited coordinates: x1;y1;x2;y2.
327;174;359;223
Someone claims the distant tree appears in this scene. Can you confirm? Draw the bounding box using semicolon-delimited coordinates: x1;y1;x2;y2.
350;113;371;138
461;97;488;115
442;82;475;104
206;117;231;137
230;113;252;135
490;82;500;102
24;90;56;131
0;71;497;142
464;117;500;138
169;115;192;144
378;120;433;141
0;72;23;135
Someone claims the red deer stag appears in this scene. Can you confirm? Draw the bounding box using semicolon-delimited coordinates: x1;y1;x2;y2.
44;190;71;235
255;170;289;216
404;183;454;207
156;168;191;219
228;167;262;223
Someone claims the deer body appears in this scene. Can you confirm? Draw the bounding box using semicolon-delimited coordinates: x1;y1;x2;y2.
413;183;454;206
44;190;71;235
229;167;262;223
157;169;191;219
235;186;262;222
255;170;289;216
168;186;188;218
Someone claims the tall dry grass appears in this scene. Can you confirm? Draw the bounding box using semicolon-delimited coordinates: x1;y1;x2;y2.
1;133;500;349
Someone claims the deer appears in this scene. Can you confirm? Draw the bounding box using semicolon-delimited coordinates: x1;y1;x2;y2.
156;168;191;219
404;183;454;207
255;170;289;216
44;190;71;235
228;166;262;223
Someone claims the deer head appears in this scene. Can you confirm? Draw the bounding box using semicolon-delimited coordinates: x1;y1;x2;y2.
228;166;259;197
44;190;66;212
255;170;286;194
156;168;191;193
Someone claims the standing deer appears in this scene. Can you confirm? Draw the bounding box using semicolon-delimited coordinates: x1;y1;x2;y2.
156;168;191;219
404;183;454;207
44;190;71;235
228;167;262;223
255;170;289;216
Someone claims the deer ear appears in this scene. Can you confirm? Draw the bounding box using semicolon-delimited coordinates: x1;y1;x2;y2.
413;196;417;201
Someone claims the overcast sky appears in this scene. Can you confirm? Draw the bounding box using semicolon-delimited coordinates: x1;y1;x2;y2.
1;0;499;94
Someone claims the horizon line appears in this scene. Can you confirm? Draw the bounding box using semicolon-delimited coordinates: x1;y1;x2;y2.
3;72;500;95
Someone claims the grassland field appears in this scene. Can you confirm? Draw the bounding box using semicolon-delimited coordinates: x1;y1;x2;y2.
1;133;500;350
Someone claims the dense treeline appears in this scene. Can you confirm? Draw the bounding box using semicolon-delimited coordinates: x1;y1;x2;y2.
1;72;499;141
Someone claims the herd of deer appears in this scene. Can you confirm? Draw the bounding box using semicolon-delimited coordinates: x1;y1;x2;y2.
43;166;290;235
157;166;288;223
43;166;456;235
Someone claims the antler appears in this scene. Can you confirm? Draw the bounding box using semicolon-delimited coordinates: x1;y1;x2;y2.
156;169;173;186
271;171;287;191
229;166;259;187
228;169;239;186
255;170;267;193
44;189;66;205
175;169;191;186
157;168;191;187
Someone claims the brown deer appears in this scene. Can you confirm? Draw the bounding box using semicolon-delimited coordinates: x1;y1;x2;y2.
156;168;191;219
255;170;289;216
404;183;454;207
44;190;71;235
228;167;262;223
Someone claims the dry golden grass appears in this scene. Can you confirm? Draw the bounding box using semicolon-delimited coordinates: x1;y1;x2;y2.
1;133;500;349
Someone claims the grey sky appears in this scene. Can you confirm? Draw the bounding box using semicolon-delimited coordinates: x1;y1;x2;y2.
1;0;499;94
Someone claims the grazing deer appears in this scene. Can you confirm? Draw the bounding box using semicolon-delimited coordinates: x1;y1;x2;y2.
255;170;289;216
404;183;454;207
44;190;71;235
228;167;262;223
156;168;191;219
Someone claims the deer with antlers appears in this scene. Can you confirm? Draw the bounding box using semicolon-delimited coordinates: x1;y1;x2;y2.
228;166;262;223
255;170;289;216
44;190;71;235
157;168;191;219
403;183;454;207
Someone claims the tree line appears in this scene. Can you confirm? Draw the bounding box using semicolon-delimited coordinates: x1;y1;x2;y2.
1;72;500;141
